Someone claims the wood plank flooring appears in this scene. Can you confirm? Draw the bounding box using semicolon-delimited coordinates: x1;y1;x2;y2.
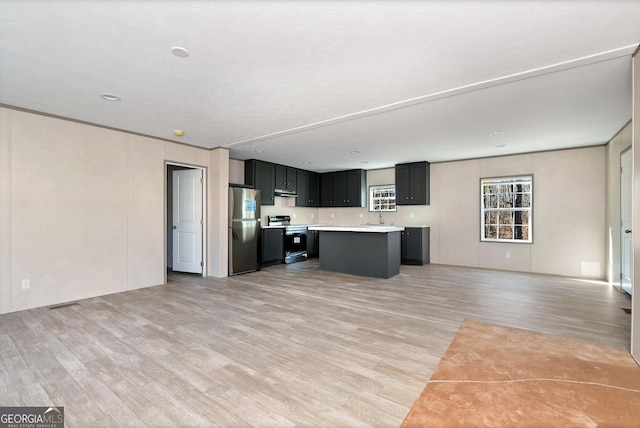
0;261;632;427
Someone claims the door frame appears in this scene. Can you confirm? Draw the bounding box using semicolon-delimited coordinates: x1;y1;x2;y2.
621;147;632;294
165;161;207;280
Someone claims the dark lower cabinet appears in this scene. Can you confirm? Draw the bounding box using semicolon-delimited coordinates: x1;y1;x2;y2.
307;229;320;257
401;227;430;265
261;227;284;265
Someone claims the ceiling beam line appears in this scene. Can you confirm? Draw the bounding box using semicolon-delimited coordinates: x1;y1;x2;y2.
224;44;639;148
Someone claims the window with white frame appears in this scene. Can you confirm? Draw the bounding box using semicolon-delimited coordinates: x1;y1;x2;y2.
481;175;532;243
369;185;396;212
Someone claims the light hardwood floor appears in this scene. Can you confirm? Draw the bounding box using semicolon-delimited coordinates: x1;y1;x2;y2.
0;261;632;427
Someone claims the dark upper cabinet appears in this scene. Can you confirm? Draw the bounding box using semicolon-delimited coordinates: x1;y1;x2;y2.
245;159;275;205
320;173;335;206
345;169;366;207
309;172;320;206
275;165;297;192
296;169;320;207
396;161;430;205
320;169;366;207
246;160;366;208
332;171;348;206
261;227;284;265
401;227;430;265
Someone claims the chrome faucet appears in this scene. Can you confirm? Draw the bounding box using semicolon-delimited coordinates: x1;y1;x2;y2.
378;211;384;225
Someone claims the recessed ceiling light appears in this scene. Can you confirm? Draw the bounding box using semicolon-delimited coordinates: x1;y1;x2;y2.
350;150;360;154
100;93;120;101
302;161;311;164
173;130;185;137
255;149;264;154
360;161;369;164
490;132;504;137
496;144;507;148
171;47;189;58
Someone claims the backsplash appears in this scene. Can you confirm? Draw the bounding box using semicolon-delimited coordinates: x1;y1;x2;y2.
260;195;433;226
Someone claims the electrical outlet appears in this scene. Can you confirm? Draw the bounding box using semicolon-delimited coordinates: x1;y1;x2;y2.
505;252;511;259
359;213;363;218
21;279;30;290
410;212;415;218
331;213;335;218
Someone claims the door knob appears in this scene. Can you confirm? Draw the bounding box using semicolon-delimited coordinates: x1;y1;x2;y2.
172;225;177;229
625;229;632;233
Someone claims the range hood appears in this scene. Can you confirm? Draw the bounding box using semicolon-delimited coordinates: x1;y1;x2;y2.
274;188;298;197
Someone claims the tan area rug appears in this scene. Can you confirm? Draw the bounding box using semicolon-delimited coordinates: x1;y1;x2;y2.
402;319;640;427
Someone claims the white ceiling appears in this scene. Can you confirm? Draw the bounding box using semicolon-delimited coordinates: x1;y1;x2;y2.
1;1;639;172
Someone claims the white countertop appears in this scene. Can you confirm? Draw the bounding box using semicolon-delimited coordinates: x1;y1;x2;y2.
308;224;405;233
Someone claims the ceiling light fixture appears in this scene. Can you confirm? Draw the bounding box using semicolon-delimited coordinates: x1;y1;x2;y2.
496;144;507;148
255;149;264;153
100;93;120;101
173;130;185;137
350;150;360;154
490;132;504;137
171;47;189;58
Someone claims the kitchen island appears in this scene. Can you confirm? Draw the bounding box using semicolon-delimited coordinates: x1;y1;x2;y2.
307;225;404;279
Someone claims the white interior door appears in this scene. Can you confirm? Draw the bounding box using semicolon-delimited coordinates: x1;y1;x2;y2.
172;169;203;273
621;148;632;295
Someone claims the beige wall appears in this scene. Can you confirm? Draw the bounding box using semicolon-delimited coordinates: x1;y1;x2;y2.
0;106;612;314
232;148;606;278
605;122;632;285
0;108;12;314
433;147;606;277
0;107;215;314
229;158;245;185
208;148;230;278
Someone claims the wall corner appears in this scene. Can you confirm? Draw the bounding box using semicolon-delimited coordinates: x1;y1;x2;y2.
0;108;11;314
208;148;230;278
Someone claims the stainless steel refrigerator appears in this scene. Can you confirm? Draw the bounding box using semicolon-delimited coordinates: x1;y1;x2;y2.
229;187;261;275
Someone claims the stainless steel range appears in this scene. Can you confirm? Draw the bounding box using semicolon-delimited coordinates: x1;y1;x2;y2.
268;215;308;264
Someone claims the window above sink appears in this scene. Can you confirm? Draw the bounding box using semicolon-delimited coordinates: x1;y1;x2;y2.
369;184;396;212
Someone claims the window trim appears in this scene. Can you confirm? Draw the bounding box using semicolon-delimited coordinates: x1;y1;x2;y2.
480;175;533;244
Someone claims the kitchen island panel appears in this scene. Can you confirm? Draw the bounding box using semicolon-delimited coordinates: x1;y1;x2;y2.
319;230;401;279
